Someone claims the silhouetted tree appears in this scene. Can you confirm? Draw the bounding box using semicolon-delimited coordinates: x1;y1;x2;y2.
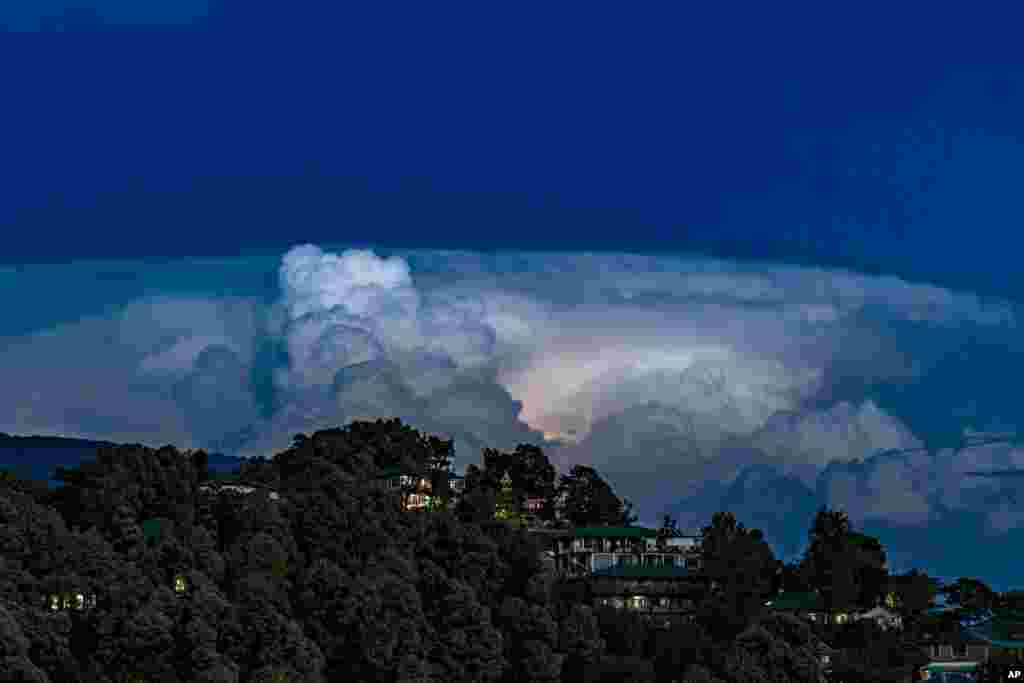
557;465;637;527
698;513;779;640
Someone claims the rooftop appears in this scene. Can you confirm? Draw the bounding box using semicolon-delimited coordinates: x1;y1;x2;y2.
765;592;825;611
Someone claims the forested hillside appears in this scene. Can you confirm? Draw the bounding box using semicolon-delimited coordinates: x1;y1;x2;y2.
0;419;830;682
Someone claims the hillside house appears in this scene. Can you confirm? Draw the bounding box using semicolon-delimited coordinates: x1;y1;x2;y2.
45;591;97;611
372;465;464;511
589;565;704;627
911;615;990;680
852;605;903;631
552;540;706;628
198;474;281;501
765;591;868;626
551;527;700;577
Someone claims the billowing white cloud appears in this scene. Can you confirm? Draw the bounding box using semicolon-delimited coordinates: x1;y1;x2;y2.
0;245;1021;568
750;400;923;487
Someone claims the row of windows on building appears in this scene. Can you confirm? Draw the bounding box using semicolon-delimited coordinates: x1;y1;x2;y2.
596;596;695;611
555;553;700;575
45;575;188;611
559;537;699;553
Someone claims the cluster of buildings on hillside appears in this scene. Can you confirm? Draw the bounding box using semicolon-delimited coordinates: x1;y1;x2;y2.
179;464;1024;679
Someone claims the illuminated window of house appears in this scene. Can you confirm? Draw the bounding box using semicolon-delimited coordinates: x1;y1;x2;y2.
885;592;899;609
174;575;187;594
834;613;848;625
74;593;85;610
629;596;648;610
49;594;60;611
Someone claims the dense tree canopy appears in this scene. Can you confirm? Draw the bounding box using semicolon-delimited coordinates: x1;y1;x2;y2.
0;419;851;683
942;576;998;612
697;512;779;640
800;506;889;611
557;465;637;528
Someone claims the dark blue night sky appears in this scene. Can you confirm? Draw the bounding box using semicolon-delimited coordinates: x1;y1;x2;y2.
4;4;1024;297
4;3;1024;589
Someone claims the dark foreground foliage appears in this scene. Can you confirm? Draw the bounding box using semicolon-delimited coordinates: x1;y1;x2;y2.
0;419;832;682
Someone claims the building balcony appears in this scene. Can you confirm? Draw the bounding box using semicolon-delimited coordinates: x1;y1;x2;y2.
596;596;696;610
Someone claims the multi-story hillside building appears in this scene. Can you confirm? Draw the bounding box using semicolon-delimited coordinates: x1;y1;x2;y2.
551;526;703;577
540;526;706;626
587;563;705;627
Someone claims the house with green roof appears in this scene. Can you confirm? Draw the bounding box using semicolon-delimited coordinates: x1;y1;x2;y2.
908;611;1008;680
765;591;829;624
764;590;869;626
570;557;705;627
552;526;702;577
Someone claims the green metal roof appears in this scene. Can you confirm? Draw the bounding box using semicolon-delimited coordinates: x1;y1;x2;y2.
592;564;691;579
765;592;825;611
923;662;979;673
846;532;881;547
568;526;658;538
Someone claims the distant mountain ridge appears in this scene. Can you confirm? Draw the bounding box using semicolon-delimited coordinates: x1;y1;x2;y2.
0;433;246;486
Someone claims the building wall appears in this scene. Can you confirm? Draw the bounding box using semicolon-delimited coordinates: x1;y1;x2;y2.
553;535;702;576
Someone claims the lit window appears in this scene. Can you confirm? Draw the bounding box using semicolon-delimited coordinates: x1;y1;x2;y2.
834;613;848;624
74;593;85;610
174;575;187;594
49;594;59;611
629;596;648;610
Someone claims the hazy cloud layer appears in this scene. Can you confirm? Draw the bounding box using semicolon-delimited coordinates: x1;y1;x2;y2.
1;245;1022;585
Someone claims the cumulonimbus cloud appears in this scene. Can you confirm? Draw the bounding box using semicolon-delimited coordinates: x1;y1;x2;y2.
0;244;1021;558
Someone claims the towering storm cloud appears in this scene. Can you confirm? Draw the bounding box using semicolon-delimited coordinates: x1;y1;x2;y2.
1;245;1021;586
